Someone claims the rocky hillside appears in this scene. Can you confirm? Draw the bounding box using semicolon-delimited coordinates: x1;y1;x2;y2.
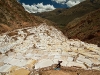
0;24;100;75
34;0;100;30
0;0;57;34
65;8;100;46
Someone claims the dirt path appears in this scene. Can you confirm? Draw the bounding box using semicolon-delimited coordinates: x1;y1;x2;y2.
40;70;76;75
40;68;100;75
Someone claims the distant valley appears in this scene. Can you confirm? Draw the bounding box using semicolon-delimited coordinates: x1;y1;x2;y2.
34;0;100;45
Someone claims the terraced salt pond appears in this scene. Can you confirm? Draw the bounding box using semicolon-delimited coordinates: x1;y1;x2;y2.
0;23;100;75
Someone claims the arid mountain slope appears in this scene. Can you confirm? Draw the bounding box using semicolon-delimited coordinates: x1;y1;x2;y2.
0;0;56;34
65;8;100;46
34;0;100;30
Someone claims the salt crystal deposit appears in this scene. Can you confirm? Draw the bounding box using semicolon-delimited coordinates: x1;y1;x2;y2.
0;23;100;74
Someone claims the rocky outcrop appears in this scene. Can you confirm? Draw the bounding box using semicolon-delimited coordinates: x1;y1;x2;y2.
0;23;100;74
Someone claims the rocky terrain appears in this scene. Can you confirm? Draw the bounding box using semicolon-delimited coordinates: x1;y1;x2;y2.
0;24;100;75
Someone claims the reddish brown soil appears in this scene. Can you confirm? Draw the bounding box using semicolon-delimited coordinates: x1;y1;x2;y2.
40;67;100;75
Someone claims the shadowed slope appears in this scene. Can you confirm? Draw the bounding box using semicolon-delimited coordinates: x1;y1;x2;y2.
65;8;100;46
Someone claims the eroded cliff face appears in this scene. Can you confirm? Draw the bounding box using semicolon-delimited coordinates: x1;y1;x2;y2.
0;23;100;74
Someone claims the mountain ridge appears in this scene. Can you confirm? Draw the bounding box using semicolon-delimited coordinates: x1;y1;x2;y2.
34;0;100;30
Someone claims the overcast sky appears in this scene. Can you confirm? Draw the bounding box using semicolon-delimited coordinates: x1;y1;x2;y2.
17;0;85;13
